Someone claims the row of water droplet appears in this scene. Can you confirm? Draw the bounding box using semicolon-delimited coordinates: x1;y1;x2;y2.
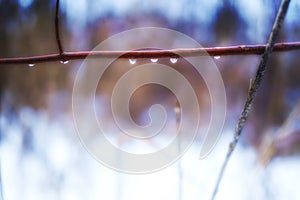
28;56;221;67
129;56;221;65
28;60;70;67
28;58;178;67
129;57;178;65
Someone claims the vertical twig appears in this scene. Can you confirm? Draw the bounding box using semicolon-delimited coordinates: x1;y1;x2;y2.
116;139;123;200
210;0;291;199
175;101;183;200
55;0;64;56
0;159;3;200
0;100;4;200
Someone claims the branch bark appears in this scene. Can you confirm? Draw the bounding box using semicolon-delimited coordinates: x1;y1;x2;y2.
0;41;299;65
55;0;63;56
210;0;291;199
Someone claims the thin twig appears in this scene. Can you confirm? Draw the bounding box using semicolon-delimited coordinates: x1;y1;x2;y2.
0;177;2;200
0;42;299;65
0;159;3;200
55;0;63;56
210;0;291;199
175;101;183;200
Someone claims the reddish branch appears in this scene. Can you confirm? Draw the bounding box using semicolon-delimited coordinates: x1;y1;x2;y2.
0;41;299;65
55;0;63;55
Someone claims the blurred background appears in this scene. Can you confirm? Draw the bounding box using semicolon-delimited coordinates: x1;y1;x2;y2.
0;0;300;199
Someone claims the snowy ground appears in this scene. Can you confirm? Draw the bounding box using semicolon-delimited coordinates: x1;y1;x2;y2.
1;107;300;200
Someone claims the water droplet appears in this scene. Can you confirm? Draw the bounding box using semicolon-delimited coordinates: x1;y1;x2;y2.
214;56;221;60
129;59;136;65
28;63;35;67
150;58;158;63
60;60;69;64
174;106;180;114
170;58;178;64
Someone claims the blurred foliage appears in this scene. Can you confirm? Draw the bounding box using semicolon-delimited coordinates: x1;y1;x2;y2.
0;0;300;149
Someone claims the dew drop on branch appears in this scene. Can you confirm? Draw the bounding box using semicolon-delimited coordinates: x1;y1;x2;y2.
28;63;35;67
129;59;137;65
170;58;178;63
214;56;221;60
150;58;158;63
60;60;69;64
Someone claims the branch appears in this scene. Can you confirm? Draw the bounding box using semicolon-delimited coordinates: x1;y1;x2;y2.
55;0;63;56
210;0;291;199
0;41;299;65
0;159;3;200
